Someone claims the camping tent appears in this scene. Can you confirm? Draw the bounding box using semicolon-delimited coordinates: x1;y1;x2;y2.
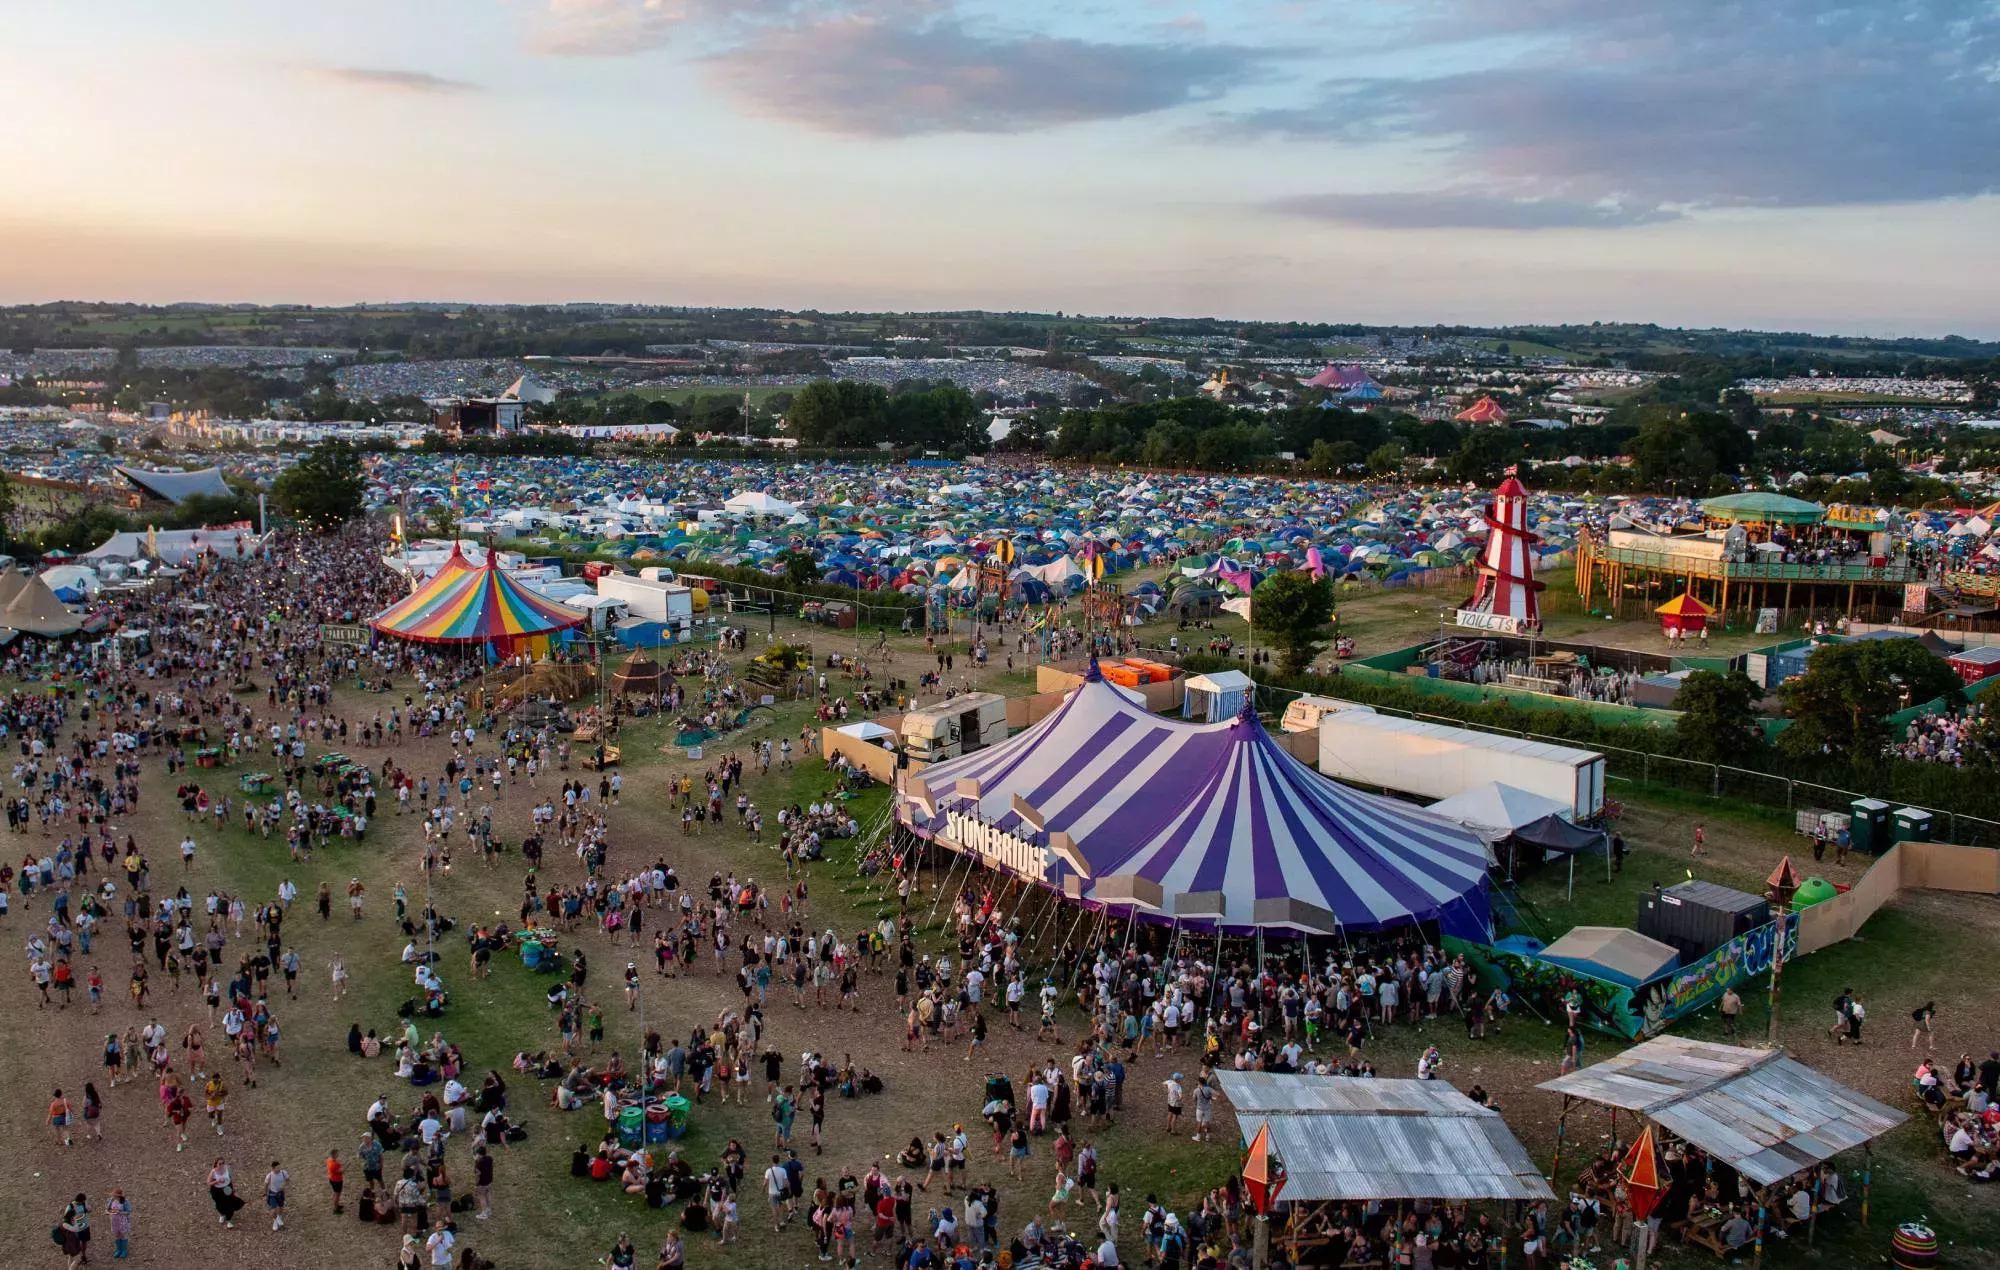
835;720;897;744
723;491;799;518
1426;782;1573;851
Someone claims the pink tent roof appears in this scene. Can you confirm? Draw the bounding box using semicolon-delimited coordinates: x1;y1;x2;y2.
1456;396;1508;424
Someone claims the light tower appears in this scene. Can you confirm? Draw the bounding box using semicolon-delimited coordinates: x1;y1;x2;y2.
1462;475;1544;631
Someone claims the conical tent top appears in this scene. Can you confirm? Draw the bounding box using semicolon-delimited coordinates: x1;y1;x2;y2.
1241;1120;1286;1215
1768;854;1803;899
1619;1124;1666;1222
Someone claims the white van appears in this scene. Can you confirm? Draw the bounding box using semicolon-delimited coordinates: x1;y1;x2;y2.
900;692;1009;763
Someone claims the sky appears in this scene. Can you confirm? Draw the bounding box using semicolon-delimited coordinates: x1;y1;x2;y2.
4;0;1999;336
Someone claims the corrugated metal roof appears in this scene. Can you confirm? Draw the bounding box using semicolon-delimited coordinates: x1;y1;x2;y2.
1214;1073;1555;1203
1536;1037;1906;1187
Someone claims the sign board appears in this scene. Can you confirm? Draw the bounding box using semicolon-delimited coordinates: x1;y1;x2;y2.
1754;607;1779;635
1454;608;1524;635
320;623;370;647
942;809;1048;881
1904;583;1930;615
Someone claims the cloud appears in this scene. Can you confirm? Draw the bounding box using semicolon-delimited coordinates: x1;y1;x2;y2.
1229;0;2000;221
1268;191;1682;231
528;0;692;55
708;16;1260;135
311;67;482;94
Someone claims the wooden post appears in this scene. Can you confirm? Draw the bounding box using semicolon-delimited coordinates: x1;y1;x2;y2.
1862;1143;1873;1227
1548;1094;1574;1181
1254;1212;1269;1270
1784;580;1793;623
1754;1200;1766;1263
1807;1170;1820;1248
1848;582;1857;619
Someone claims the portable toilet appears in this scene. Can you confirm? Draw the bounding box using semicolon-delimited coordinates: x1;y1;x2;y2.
1892;806;1935;845
1849;798;1892;854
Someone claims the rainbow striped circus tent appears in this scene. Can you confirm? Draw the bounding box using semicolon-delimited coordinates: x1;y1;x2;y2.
369;545;585;656
896;661;1491;940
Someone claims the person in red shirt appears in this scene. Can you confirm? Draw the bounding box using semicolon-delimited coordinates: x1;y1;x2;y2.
874;1191;897;1252
327;1149;345;1214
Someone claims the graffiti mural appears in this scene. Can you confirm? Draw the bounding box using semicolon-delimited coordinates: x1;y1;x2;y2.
1450;914;1799;1041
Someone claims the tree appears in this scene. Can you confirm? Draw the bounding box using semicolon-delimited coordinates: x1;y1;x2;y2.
0;470;14;547
271;439;366;531
1447;428;1519;484
786;381;890;448
1250;571;1336;675
777;548;818;592
1673;669;1763;764
1778;639;1962;763
1366;441;1407;476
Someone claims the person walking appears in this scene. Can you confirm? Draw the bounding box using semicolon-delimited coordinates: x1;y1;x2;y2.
56;1193;90;1270
1719;987;1742;1037
208;1159;245;1228
1912;1002;1937;1051
50;1087;75;1148
265;1160;290;1230
1691;822;1706;858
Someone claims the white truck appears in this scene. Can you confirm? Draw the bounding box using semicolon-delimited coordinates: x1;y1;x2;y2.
899;692;1009;763
1317;711;1606;821
595;573;695;635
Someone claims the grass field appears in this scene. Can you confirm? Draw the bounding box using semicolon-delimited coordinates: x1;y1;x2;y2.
1463;337;1576;359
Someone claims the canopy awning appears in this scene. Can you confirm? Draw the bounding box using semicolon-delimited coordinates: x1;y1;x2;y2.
1213;1071;1553;1203
1537;1037;1906;1187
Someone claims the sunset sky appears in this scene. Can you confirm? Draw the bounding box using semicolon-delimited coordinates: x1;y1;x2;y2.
6;0;1998;334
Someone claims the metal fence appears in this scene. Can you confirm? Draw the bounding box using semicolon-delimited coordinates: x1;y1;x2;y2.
1242;679;2000;847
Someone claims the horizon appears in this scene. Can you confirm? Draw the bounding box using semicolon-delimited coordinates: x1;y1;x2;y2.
6;298;1996;350
6;1;1998;338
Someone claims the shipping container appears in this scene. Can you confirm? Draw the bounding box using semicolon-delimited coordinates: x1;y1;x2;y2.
1637;880;1770;964
1316;712;1606;820
1948;646;2000;685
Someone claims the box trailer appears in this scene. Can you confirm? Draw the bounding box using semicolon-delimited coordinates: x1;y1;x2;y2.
1317;712;1606;820
595;573;694;633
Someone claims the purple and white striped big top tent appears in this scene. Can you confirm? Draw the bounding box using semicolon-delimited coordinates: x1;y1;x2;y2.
896;661;1491;941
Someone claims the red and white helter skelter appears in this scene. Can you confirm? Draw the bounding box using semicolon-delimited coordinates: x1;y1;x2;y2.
1464;475;1544;629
